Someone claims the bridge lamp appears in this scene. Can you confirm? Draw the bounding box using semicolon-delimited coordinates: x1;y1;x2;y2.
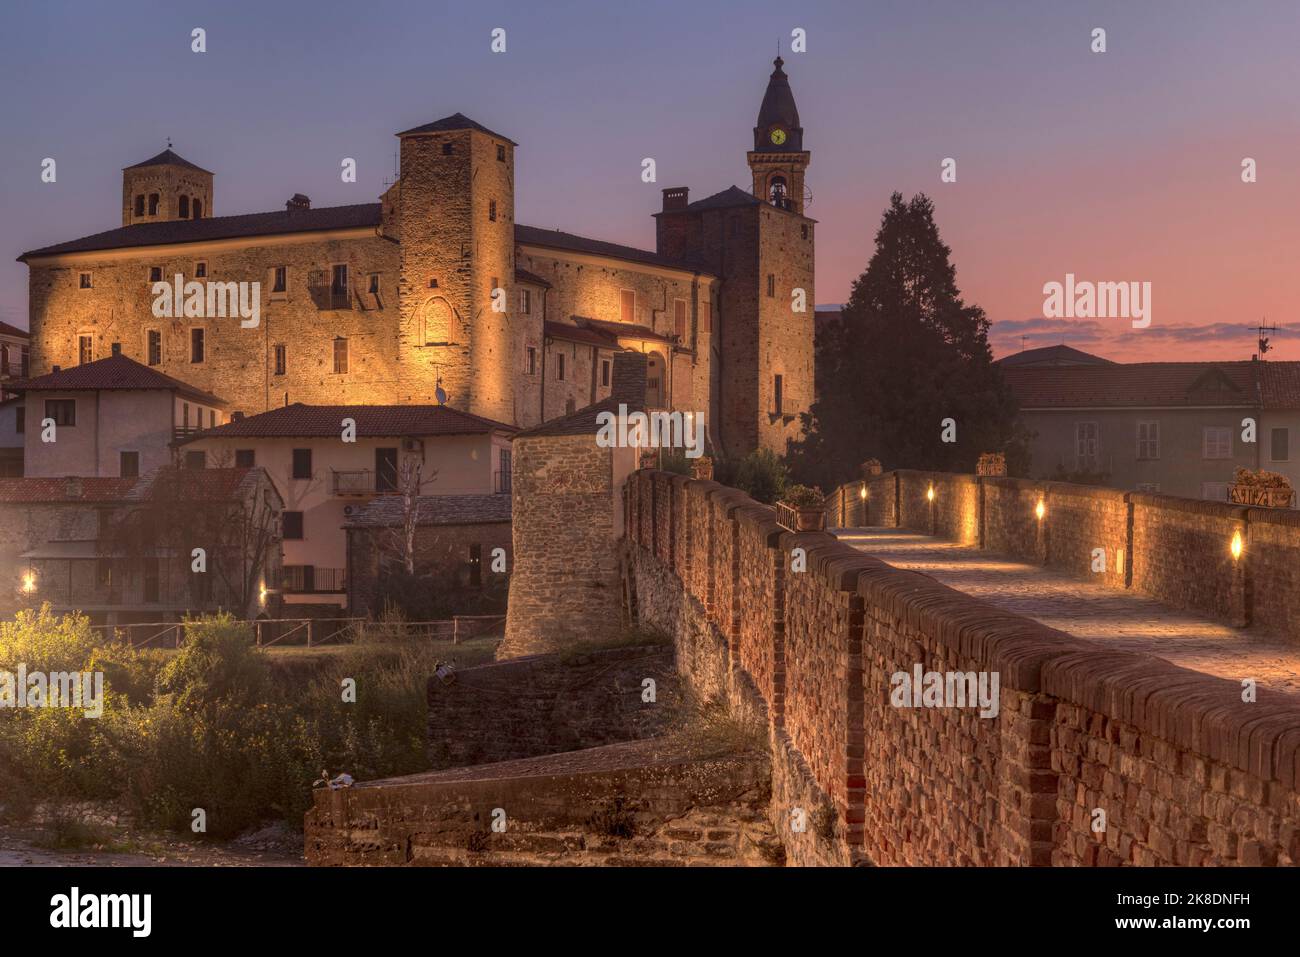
1035;498;1046;521
926;485;935;502
259;580;269;606
859;486;867;500
21;570;36;594
1230;530;1243;560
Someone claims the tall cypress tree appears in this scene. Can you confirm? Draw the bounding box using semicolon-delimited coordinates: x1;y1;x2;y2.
791;192;1026;489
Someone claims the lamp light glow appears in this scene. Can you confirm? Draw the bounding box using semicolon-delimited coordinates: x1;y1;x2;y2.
21;571;36;594
1035;499;1046;521
1231;530;1243;560
926;485;935;502
859;486;867;500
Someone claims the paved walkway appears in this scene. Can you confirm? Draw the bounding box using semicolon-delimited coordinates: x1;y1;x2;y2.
835;527;1300;697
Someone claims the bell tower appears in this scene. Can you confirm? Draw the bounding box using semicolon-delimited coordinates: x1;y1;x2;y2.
747;56;810;214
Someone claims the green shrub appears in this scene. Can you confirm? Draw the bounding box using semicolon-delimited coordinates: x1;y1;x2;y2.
781;483;824;508
731;448;790;504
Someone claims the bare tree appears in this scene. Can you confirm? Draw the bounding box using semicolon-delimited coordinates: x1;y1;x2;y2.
380;456;439;574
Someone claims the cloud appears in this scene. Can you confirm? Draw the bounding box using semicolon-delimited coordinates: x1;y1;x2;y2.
989;317;1296;359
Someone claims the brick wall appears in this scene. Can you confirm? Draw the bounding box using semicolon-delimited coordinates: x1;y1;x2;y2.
1130;493;1247;626
629;468;1300;866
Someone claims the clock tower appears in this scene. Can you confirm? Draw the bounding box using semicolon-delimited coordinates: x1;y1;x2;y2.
748;56;809;214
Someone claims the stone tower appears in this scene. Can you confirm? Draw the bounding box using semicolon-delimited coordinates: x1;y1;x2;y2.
747;57;809;215
395;113;517;423
121;149;213;226
653;57;815;458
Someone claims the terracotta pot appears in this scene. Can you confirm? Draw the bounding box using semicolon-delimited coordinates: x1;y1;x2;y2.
794;506;825;531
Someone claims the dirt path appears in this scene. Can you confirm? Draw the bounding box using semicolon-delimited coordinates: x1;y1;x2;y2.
0;823;304;867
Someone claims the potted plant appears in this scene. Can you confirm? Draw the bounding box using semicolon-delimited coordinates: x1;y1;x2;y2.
1230;467;1295;508
781;484;826;531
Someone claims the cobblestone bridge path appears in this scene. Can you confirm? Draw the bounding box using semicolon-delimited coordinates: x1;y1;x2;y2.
835;527;1300;697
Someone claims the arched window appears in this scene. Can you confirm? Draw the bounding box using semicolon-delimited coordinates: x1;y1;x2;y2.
179;195;190;218
134;195;145;216
768;175;789;209
148;193;159;216
420;297;455;345
191;199;202;219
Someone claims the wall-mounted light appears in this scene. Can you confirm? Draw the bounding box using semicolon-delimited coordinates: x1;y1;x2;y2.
21;570;36;594
1230;530;1243;560
1035;498;1046;521
259;581;268;605
926;485;935;502
859;486;867;500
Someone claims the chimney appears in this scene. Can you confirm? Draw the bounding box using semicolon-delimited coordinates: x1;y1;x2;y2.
610;351;647;407
64;476;82;499
661;187;689;211
285;193;311;211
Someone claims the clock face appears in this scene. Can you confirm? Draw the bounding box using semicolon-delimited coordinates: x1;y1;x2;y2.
769;127;787;146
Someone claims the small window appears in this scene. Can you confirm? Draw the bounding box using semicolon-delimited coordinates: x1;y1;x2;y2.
700;300;711;333
15;407;24;434
496;144;506;162
111;342;121;356
442;142;454;155
368;273;380;294
190;328;205;363
601;359;611;387
184;450;205;470
150;266;162;283
148;193;159;216
283;511;304;540
179;196;190;218
1075;422;1099;471
1202;426;1232;460
292;449;312;480
469;543;482;587
774;374;784;415
489;199;497;222
556;352;566;381
1136;421;1160;460
120;451;139;478
79;273;92;289
274;344;286;376
44;399;75;426
333;337;349;374
520;289;531;315
272;266;287;293
620;290;635;324
673;299;686;339
235;449;256;468
195;261;207;279
801;224;809;240
78;335;92;364
1271;427;1290;462
147;330;162;366
183;403;190;428
192;199;202;219
133;195;144;216
331;264;348;292
526;346;537;376
766;274;776;297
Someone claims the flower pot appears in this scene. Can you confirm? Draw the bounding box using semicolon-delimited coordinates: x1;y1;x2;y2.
794;506;825;531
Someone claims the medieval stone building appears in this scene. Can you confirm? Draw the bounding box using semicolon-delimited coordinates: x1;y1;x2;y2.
19;58;814;461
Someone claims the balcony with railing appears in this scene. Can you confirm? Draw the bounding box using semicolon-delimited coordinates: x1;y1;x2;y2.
283;565;346;594
331;468;400;496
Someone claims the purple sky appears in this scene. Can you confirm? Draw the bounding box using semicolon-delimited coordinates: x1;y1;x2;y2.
4;0;1300;361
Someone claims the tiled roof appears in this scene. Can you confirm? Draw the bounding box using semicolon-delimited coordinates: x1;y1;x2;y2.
124;148;212;174
583;318;673;344
1001;361;1295;409
344;493;511;528
0;321;30;339
516;224;711;274
126;466;259;503
0;476;138;503
514;267;552;289
18;203;384;260
8;354;226;406
396;112;517;144
680;185;762;212
544;320;618;348
996;344;1115;368
175;402;516;443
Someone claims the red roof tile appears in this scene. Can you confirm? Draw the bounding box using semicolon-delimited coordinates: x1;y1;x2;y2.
1003;361;1269;409
176;402;516;443
0;476;138;503
10;354;225;406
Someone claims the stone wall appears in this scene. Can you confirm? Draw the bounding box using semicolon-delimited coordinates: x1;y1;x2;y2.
425;645;679;769
627;468;1300;866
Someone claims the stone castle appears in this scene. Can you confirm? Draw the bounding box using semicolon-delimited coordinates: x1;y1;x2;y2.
20;57;815;459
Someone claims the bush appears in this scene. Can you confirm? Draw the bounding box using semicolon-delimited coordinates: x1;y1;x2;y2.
781;483;824;508
730;448;790;504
